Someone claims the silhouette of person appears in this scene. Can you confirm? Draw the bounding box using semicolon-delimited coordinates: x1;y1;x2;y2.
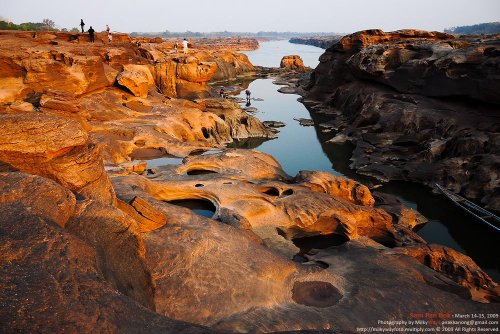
245;89;251;103
80;19;85;33
88;26;95;43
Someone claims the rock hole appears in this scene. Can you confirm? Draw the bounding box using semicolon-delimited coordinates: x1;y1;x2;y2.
241;117;248;125
276;228;287;238
219;114;226;121
293;254;308;263
134;140;146;147
186;169;218;176
201;127;210;139
261;187;280;196
292;233;349;254
315;261;330;269
166;199;216;218
281;189;294;197
194;184;204;188
292;281;342;308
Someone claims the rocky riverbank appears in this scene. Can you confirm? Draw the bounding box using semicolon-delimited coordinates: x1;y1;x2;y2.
303;29;500;212
289;36;342;49
1;30;499;333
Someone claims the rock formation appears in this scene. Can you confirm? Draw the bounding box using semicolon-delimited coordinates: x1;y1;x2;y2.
305;29;500;210
280;55;306;72
1;29;499;333
289;36;342;49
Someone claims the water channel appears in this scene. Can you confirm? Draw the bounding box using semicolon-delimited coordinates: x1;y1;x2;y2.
236;40;500;281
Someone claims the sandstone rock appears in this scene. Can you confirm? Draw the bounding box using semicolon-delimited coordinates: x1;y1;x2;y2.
295;170;375;206
280;55;306;71
0;201;216;333
306;30;500;210
117;64;154;98
263;120;286;128
294;117;314;126
0;113;115;204
0;172;76;227
290;36;342;49
393;244;500;302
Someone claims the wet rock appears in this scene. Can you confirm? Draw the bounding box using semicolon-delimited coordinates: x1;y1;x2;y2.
263;120;286;128
278;86;298;94
294;117;314;126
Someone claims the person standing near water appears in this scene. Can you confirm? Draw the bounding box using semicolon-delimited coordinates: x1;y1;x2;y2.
88;26;95;43
183;38;188;54
245;89;251;103
80;19;85;33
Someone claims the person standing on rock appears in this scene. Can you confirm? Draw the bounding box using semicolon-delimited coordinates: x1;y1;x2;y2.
174;41;178;53
80;19;85;33
183;38;188;54
88;26;95;43
219;88;225;98
106;24;110;34
245;89;251;103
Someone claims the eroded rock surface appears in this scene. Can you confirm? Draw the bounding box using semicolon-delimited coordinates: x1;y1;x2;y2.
306;29;500;210
280;55;306;72
1;29;498;334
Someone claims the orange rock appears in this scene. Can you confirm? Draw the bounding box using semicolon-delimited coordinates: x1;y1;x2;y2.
280;55;306;71
0;113;115;204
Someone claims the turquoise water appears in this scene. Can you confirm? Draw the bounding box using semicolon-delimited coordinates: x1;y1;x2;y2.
236;40;500;281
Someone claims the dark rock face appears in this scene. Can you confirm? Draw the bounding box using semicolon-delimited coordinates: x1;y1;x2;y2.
306;29;500;210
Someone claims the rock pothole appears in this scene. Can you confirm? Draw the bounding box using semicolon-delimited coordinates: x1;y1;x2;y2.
291;281;342;308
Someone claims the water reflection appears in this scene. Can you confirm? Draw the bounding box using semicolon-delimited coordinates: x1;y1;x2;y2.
232;77;500;281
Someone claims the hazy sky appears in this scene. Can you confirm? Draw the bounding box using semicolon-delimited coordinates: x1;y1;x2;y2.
2;0;499;33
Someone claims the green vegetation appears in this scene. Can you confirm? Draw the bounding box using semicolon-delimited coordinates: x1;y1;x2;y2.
0;18;57;31
444;22;500;35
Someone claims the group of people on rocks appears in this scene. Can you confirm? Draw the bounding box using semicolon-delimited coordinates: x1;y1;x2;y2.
219;88;252;105
80;19;112;43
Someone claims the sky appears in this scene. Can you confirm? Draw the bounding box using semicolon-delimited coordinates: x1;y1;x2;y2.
2;0;500;33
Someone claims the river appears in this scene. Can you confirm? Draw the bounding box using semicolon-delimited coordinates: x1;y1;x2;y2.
237;40;499;281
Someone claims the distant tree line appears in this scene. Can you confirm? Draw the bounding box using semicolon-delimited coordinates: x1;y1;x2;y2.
444;22;500;34
0;18;79;32
131;30;337;39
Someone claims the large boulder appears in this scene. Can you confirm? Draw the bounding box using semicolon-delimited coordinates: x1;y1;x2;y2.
280;55;306;71
0;113;115;204
117;64;154;98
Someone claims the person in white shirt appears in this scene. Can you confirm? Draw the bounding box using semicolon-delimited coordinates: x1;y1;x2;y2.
183;38;188;54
